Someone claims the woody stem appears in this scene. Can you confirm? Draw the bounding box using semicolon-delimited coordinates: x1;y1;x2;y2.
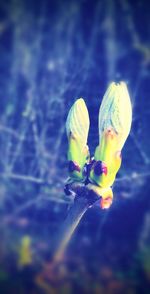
52;186;99;264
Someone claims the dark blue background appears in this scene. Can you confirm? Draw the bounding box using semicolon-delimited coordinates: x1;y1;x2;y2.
0;0;150;293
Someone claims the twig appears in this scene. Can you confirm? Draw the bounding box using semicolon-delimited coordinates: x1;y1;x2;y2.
52;185;99;264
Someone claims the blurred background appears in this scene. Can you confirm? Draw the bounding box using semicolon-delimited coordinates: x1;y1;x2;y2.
0;0;150;293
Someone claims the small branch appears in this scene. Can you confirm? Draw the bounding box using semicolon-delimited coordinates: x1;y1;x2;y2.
52;185;99;264
0;172;44;184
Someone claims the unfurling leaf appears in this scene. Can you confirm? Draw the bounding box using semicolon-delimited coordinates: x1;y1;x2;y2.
99;81;132;150
89;82;132;206
66;98;90;181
